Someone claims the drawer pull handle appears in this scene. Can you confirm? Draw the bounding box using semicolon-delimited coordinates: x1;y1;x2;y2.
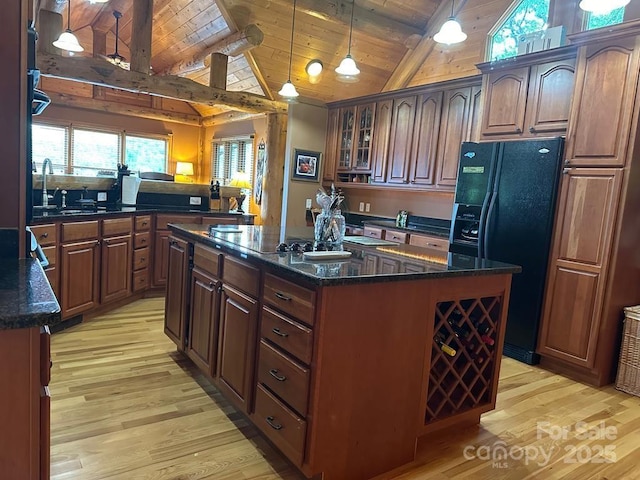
141;239;147;243
41;233;49;238
271;327;289;338
209;282;215;288
142;222;148;226
274;292;292;301
266;416;283;430
269;369;287;382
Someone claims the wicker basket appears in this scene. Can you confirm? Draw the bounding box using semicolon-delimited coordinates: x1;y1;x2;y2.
615;305;640;396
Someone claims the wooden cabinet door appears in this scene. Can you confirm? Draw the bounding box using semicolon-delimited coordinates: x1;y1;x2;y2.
387;95;417;184
565;38;640;167
60;240;100;318
353;103;375;171
538;168;623;367
467;85;483;143
409;91;442;186
337;107;356;170
187;267;221;377
101;234;131;304
153;230;170;287
323;108;339;181
164;236;191;349
217;283;258;413
480;66;529;136
525;58;575;135
436;86;473;187
371;99;392;183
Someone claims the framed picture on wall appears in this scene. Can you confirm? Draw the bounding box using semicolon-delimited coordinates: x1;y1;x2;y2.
292;149;321;182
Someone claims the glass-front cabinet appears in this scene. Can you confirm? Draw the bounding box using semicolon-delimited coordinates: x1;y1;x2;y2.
336;104;375;183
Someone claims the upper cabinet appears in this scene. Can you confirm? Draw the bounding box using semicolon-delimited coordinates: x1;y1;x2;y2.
327;77;481;191
478;47;577;139
323;108;340;182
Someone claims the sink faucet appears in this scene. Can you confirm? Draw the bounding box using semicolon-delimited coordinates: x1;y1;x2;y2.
42;158;53;208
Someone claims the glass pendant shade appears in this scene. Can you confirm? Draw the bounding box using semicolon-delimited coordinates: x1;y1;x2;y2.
90;0;110;3
579;0;629;14
53;29;84;52
278;80;299;99
335;0;360;82
280;0;299;100
53;0;84;52
434;18;467;45
106;11;126;67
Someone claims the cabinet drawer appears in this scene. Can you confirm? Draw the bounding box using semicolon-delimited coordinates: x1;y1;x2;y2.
42;245;57;267
135;215;151;231
194;243;222;277
409;233;450;252
156;214;201;230
133;247;150;271
132;269;148;292
363;226;383;239
134;232;150;249
262;307;313;365
384;229;407;244
102;217;133;237
40;326;51;386
61;220;99;242
223;255;259;298
30;224;57;246
263;274;316;326
254;384;306;467
258;340;310;417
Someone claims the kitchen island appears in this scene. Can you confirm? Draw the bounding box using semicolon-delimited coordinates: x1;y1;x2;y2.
165;224;520;480
0;259;61;479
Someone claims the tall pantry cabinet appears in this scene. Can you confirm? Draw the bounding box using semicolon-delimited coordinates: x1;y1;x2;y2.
537;21;640;386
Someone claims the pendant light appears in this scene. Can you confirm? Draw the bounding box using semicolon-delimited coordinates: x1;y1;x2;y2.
278;0;300;101
579;0;629;14
106;11;126;66
53;0;84;53
335;0;360;82
434;0;467;45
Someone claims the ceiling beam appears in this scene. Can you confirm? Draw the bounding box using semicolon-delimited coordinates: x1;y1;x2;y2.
217;0;274;100
263;0;424;48
161;24;264;77
38;53;289;114
383;0;469;91
201;111;265;128
130;0;153;74
44;91;203;126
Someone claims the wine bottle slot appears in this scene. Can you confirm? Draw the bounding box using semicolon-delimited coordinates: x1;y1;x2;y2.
434;331;457;357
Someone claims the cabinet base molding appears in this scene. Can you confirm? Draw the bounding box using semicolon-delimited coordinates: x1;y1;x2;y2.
539;355;610;387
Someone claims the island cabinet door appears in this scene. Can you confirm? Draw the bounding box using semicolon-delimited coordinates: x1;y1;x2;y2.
60;240;100;318
186;267;221;377
217;283;259;413
164;236;192;350
153;230;171;287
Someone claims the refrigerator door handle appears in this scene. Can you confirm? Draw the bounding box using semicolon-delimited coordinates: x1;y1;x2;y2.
483;192;498;258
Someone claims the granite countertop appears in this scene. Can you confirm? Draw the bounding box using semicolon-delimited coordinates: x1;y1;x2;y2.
0;258;61;330
169;224;520;287
31;205;254;223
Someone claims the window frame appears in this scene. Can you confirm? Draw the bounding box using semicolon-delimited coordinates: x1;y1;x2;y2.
210;135;255;187
32;120;171;176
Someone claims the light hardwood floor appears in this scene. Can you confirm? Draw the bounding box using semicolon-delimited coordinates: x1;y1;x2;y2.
50;297;640;480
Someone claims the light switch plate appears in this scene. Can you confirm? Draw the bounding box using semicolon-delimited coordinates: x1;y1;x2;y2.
97;192;107;202
365;203;371;212
305;198;312;209
359;202;365;212
190;197;202;205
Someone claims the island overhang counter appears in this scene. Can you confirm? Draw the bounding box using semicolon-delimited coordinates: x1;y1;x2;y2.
165;224;520;480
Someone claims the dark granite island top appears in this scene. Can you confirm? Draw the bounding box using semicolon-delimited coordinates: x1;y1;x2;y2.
168;224;520;286
0;258;61;330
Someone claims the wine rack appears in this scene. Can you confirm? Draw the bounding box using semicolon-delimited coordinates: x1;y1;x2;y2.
425;295;502;424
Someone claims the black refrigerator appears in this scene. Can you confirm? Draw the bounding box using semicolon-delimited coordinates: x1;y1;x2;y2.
449;138;564;364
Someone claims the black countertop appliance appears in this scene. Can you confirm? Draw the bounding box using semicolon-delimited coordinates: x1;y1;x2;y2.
449;138;564;365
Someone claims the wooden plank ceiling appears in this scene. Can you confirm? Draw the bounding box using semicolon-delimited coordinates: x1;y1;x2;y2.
39;0;457;115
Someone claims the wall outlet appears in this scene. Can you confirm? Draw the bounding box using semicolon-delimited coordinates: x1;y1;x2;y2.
305;198;312;209
359;202;365;212
97;192;107;202
189;196;202;205
365;203;371;212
